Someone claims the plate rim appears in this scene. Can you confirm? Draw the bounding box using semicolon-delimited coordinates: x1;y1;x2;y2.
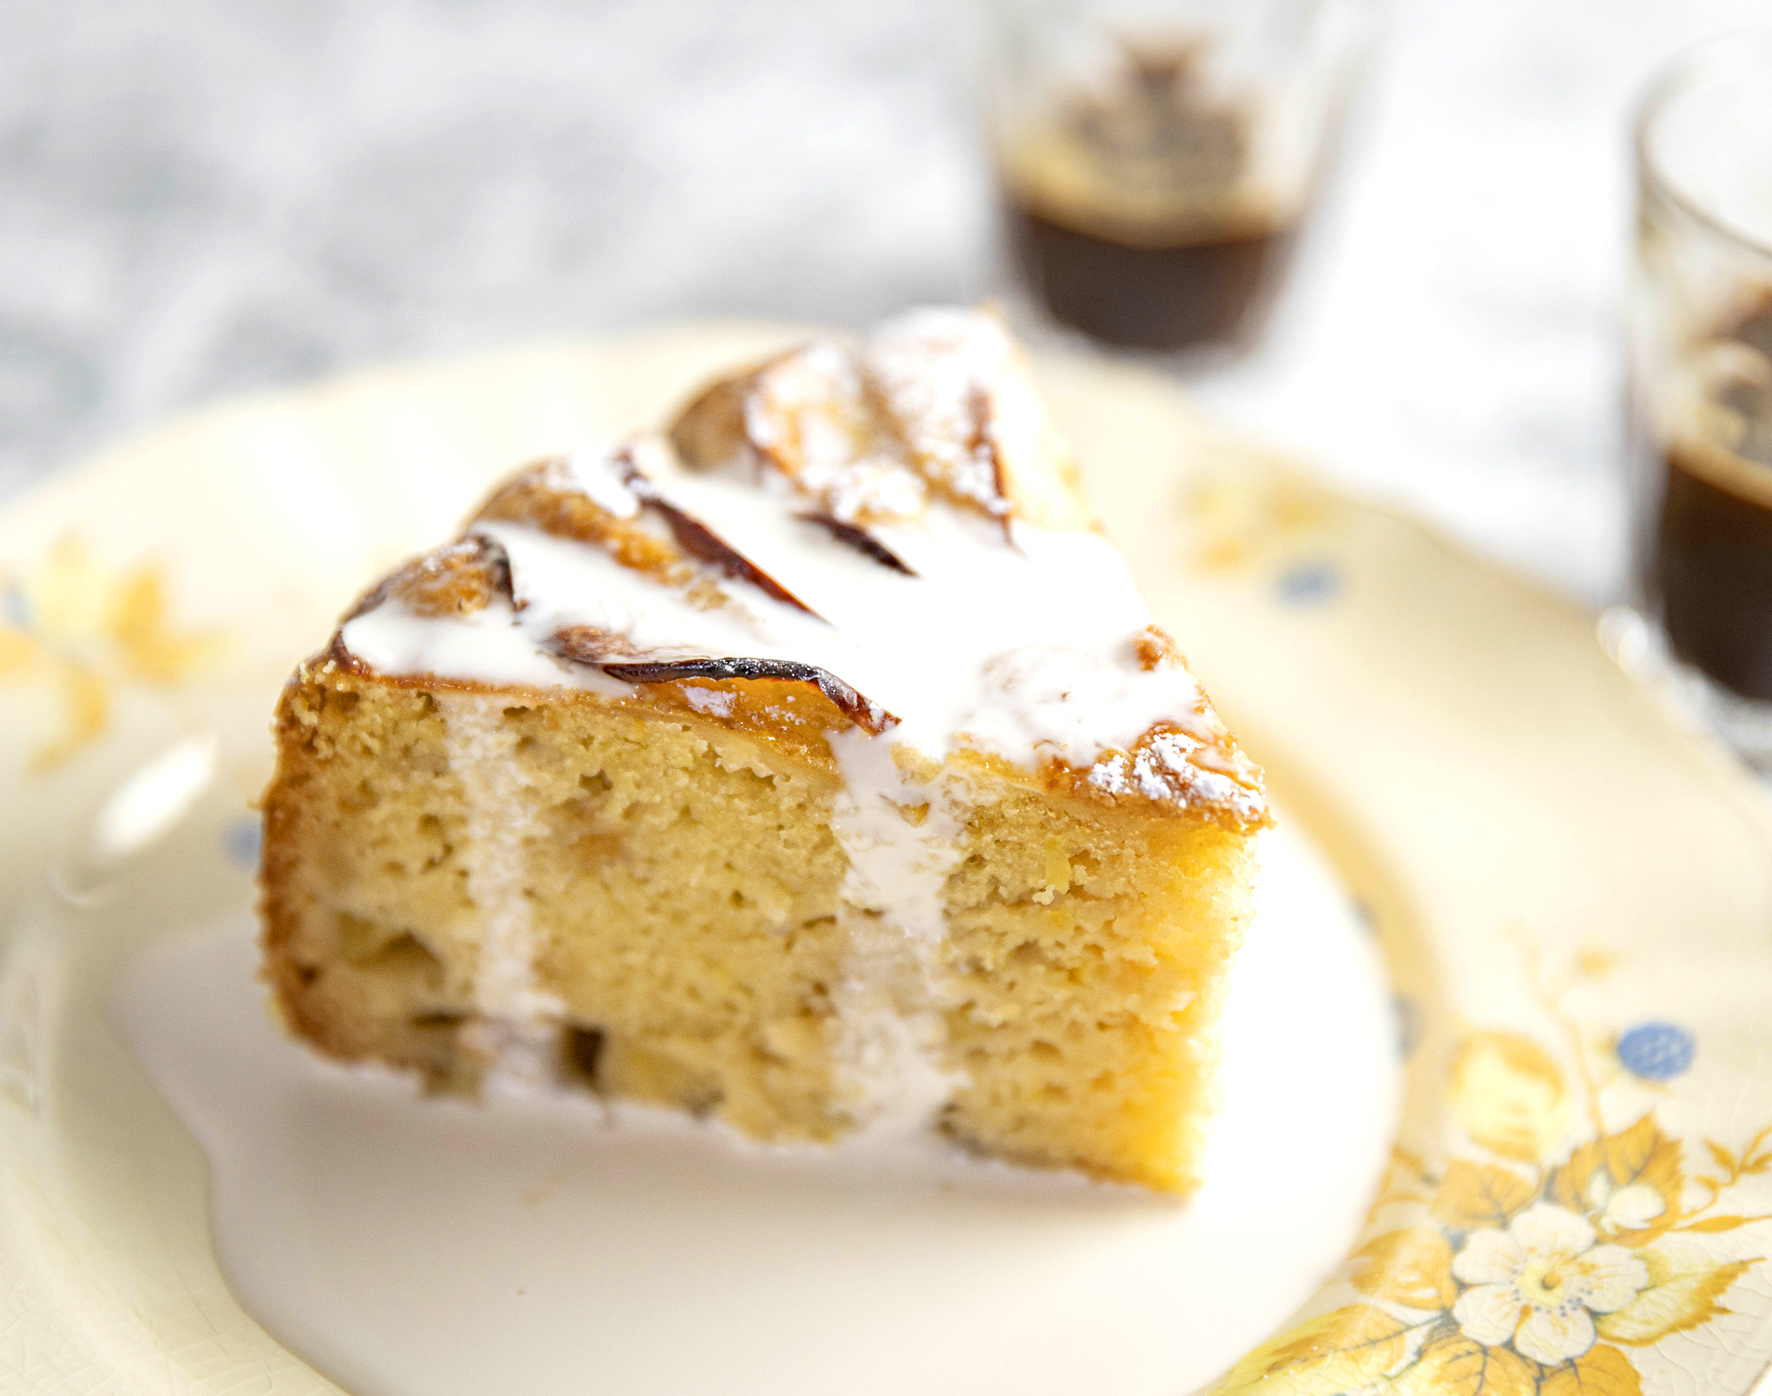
3;326;1772;1396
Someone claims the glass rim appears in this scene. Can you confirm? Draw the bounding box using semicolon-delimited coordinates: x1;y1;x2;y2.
1633;29;1772;265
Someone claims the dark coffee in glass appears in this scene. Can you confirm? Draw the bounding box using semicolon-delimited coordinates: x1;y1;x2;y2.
999;47;1302;353
1640;299;1772;698
1623;35;1772;761
985;6;1371;359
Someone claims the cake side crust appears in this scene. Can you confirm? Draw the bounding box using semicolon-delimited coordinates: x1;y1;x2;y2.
938;764;1257;1191
261;657;1259;1190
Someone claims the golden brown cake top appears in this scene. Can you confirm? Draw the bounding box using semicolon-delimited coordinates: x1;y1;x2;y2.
332;307;1266;830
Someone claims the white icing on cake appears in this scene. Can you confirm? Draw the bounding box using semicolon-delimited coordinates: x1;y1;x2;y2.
344;476;1203;770
345;597;615;692
563;449;643;518
957;643;1207;772
441;696;566;1080
825;728;970;1133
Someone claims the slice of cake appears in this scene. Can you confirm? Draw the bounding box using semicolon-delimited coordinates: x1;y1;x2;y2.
259;307;1268;1193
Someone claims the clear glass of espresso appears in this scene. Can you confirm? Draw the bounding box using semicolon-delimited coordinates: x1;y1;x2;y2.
985;0;1370;357
1626;35;1772;761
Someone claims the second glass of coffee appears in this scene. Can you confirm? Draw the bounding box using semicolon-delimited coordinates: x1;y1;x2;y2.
1626;34;1772;761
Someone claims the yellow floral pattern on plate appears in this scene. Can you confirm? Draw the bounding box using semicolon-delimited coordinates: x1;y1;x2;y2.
0;535;220;770
1211;1006;1767;1396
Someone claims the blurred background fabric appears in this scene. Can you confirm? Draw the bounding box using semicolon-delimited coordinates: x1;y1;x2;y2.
2;0;1768;601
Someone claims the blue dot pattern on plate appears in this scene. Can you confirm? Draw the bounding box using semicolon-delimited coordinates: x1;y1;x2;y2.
1393;994;1422;1061
2;582;28;629
1275;560;1342;606
224;817;263;870
1616;1021;1695;1081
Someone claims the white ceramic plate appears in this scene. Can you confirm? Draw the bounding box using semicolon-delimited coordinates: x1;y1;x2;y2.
4;327;1772;1395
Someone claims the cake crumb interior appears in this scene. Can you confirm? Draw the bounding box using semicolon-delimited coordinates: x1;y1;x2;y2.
262;668;1255;1191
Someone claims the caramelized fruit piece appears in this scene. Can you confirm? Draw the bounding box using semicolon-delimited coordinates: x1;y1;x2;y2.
601;656;896;734
345;537;512;621
670;367;770;470
1132;625;1184;671
795;511;917;576
476;458;685;580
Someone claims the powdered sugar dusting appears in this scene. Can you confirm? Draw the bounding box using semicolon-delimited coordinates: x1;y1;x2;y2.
682;685;736;717
564;450;642;519
1089;733;1267;825
744;340;931;523
811;457;930;524
957;643;1204;771
863;307;1019;518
